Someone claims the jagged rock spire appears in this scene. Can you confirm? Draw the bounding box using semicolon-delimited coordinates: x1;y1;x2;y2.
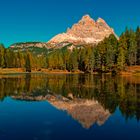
80;14;95;23
48;14;117;45
96;17;106;23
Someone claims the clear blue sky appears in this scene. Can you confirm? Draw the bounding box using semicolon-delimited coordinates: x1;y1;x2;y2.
0;0;140;47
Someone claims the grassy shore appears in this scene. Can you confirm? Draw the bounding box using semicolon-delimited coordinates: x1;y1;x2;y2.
119;66;140;76
0;68;25;74
0;66;140;75
0;68;84;75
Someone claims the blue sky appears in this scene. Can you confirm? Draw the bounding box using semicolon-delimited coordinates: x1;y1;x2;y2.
0;0;140;47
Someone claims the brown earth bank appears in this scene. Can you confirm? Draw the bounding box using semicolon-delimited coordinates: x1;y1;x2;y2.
0;68;25;74
0;66;140;75
119;66;140;76
0;68;84;74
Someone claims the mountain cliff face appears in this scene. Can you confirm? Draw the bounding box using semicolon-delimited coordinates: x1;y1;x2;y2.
48;15;117;45
10;14;117;49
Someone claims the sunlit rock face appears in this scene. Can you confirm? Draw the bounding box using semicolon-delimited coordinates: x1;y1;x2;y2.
48;15;117;45
10;14;117;49
12;94;110;129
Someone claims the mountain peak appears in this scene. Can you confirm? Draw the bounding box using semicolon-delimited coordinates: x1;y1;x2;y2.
78;14;95;25
10;14;117;49
48;14;117;45
81;14;93;21
96;17;106;23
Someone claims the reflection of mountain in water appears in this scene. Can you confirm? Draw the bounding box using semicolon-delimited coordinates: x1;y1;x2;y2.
49;98;110;129
1;74;140;123
12;94;110;129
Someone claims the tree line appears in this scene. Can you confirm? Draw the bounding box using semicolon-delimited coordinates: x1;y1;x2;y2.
0;26;140;73
0;45;47;72
46;27;140;73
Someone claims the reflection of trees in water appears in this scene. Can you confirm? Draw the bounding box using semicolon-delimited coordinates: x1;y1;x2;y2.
0;75;48;98
24;74;31;92
0;74;140;120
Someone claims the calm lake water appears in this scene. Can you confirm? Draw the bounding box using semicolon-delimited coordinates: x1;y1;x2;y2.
0;74;140;140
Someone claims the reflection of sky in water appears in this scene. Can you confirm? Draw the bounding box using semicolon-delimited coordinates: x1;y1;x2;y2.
0;74;140;140
0;97;139;140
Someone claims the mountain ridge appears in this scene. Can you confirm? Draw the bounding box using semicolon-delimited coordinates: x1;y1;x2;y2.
10;14;117;49
48;14;117;45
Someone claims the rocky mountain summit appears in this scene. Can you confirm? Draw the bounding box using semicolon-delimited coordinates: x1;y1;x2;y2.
48;15;117;45
10;14;117;49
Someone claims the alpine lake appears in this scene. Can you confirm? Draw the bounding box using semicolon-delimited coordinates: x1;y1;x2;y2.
0;73;140;140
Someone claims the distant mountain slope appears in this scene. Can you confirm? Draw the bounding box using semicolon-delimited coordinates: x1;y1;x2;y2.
10;42;49;49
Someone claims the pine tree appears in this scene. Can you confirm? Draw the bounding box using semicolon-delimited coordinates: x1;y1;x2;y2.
17;51;22;68
125;29;137;66
68;49;78;72
0;44;5;68
97;41;106;72
4;49;12;68
117;47;126;70
25;52;31;72
94;47;100;71
84;47;95;73
78;48;86;71
136;26;140;65
62;48;70;70
117;34;127;70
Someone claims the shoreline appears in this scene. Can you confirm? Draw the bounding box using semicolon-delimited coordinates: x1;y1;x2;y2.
0;67;140;76
0;68;84;75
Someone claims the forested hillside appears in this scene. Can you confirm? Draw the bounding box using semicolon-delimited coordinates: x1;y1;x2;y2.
0;27;140;73
46;27;140;73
